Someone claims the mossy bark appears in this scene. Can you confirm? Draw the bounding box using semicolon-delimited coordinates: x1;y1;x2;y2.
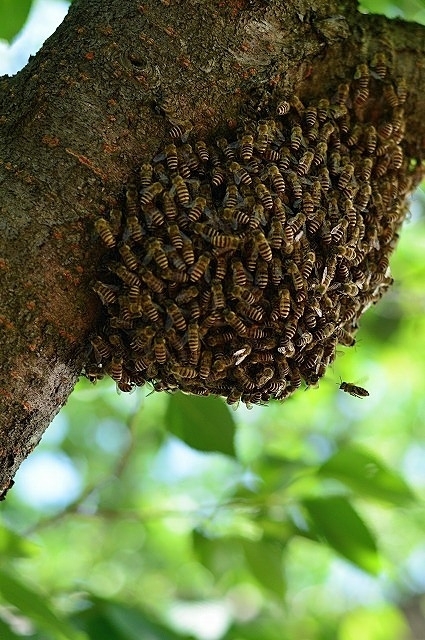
0;0;424;498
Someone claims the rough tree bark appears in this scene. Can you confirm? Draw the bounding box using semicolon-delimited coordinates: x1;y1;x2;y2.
0;0;424;498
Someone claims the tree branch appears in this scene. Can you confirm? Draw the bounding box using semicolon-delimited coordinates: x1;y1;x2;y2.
1;0;425;497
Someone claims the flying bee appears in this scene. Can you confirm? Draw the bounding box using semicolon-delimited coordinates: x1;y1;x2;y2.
339;381;369;398
276;100;290;116
290;125;304;151
223;308;247;335
119;244;139;271
172;175;190;205
139;267;165;293
93;281;118;305
317;98;330;122
190;253;211;281
229;161;252;185
140;181;163;206
95;218;116;248
268;164;286;195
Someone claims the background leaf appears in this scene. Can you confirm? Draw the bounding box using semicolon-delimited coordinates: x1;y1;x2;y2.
165;393;236;456
0;0;33;42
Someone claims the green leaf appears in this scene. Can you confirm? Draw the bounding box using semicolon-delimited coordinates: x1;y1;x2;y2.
302;496;381;574
242;539;286;598
318;446;415;505
0;617;22;640
0;524;38;558
0;0;33;43
0;569;86;640
165;393;236;456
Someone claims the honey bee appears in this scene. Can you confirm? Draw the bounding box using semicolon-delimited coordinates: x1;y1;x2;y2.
252;230;272;262
199;350;213;378
139;163;153;188
223;184;240;208
223;308;247;335
356;183;372;211
390;144;403;169
287;260;304;291
353;64;369;104
195;140;209;162
175;286;198;305
371;51;387;79
230;259;246;286
290;125;304;151
268;164;286;195
214;254;228;280
233;344;252;365
255;258;268;288
276;101;290;116
290;95;305;115
226;388;242;407
249;202;266;229
125;182;139;216
187;197;207;222
95;218;116;248
211;234;240;250
211;166;226;187
256;122;270;154
109;208;122;237
187;321;200;353
278;146;292;171
210;279;225;310
190;253;211;281
91;335;112;361
337;163;355;190
257;367;274;388
316;98;329;122
181;237;195;265
126;215;144;243
305;106;317;127
109;355;123;381
313;142;327;167
336;82;350;105
230;285;260;305
229;161;252;185
339;381;369;398
296;150;314;176
318;122;334;143
287;172;302;200
318;167;330;191
288;212;306;233
165;300;187;331
139;290;160;322
139;267;165;293
217;137;236;160
93;281;118;305
268;219;283;250
170;364;198;379
118;244;138;271
172;175;190;205
222;207;250;228
236;300;264;322
140;181;163;206
240;134;254;162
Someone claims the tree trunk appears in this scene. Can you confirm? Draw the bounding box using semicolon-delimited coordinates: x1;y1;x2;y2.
0;0;424;498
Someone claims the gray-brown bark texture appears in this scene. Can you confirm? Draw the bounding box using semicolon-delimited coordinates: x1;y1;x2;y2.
0;0;424;498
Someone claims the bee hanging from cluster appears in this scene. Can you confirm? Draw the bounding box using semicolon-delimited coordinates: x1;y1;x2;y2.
86;51;418;406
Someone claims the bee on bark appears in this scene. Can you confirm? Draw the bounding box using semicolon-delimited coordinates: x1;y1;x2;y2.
276;101;290;116
339;381;369;398
305;106;317;127
93;281;118;305
336;82;350;105
195;140;209;162
256;122;270;154
353;64;369;104
290;125;304;151
119;244;138;271
109;209;122;237
371;52;387;80
95;218;116;248
125;182;139;216
217;137;236;160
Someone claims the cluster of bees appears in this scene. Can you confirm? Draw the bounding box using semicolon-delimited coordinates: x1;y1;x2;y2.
87;53;414;406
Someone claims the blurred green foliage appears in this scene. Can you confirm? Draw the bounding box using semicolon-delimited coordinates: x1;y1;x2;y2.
1;0;425;638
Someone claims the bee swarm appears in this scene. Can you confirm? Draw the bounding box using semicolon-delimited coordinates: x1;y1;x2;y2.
86;55;416;406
